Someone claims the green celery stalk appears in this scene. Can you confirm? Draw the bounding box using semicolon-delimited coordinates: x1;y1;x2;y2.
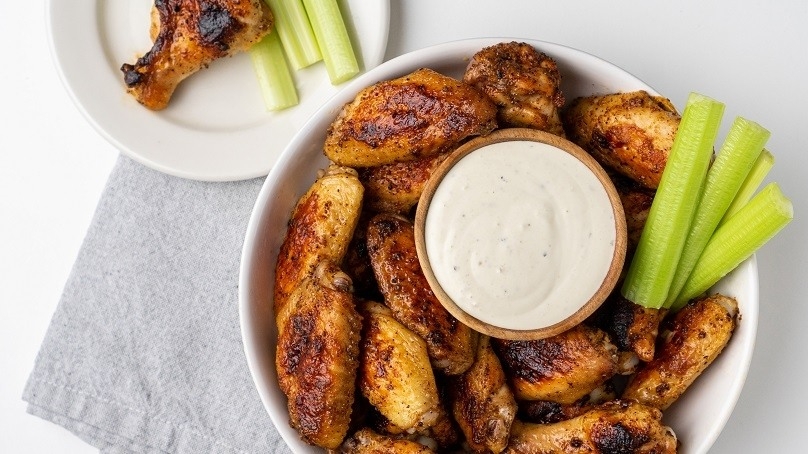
664;117;770;307
301;0;359;84
249;31;299;111
719;148;774;226
620;93;725;309
265;0;322;70
673;182;793;309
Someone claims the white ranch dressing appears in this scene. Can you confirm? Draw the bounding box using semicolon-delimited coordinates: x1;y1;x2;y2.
424;140;616;331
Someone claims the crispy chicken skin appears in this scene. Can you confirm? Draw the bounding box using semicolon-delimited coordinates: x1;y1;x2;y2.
324;68;498;167
273;166;364;314
562;91;681;189
358;152;450;214
367;213;478;375
120;0;273;110
494;325;619;404
275;262;361;449
505;400;677;454
341;428;435;454
623;294;739;410
463;41;566;136
358;301;443;434
450;336;517;454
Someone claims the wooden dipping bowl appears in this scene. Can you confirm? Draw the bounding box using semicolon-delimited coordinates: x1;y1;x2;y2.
414;128;628;340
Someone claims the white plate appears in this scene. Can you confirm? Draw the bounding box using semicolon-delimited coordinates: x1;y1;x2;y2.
239;38;758;453
46;0;390;181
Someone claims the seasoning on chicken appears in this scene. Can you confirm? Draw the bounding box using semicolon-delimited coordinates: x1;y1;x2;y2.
357;301;445;435
120;0;273;110
341;428;436;454
622;293;739;410
463;41;566;136
367;213;478;375
493;324;618;404
324;68;498;168
358;152;450;215
273;166;364;448
273;165;364;314
505;400;677;454
450;336;517;454
275;262;361;449
562;90;681;189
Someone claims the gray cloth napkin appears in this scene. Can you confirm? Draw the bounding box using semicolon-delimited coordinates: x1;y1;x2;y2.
23;155;291;454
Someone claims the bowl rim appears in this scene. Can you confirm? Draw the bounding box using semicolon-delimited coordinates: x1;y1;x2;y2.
238;37;759;454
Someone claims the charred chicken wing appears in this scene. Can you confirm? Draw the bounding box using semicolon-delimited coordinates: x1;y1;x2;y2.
324;68;498;167
505;400;677;454
273;165;364;314
562;91;681;189
494;325;618;404
367;213;478;375
622;293;738;410
463;41;566;136
275;262;361;449
120;0;273;110
450;336;517;454
592;293;665;363
358;301;444;434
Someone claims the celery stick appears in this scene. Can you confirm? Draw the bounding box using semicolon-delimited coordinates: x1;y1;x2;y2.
664;117;770;307
249;31;299;111
719;148;774;225
265;0;322;70
621;93;725;309
301;0;359;84
673;183;793;309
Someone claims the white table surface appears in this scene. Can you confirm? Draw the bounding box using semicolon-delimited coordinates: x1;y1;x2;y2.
2;0;806;452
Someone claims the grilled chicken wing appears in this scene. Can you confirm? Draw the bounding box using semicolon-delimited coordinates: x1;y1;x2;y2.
274;165;364;314
592;293;665;363
358;301;443;434
325;68;498;167
275;262;361;449
341;428;435;454
505;400;677;454
367;213;478;375
463;41;566;136
450;336;517;454
494;325;618;404
622;293;738;410
562;91;681;189
120;0;273;110
358;152;450;214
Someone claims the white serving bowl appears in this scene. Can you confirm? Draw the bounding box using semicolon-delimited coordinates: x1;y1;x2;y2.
239;38;758;454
